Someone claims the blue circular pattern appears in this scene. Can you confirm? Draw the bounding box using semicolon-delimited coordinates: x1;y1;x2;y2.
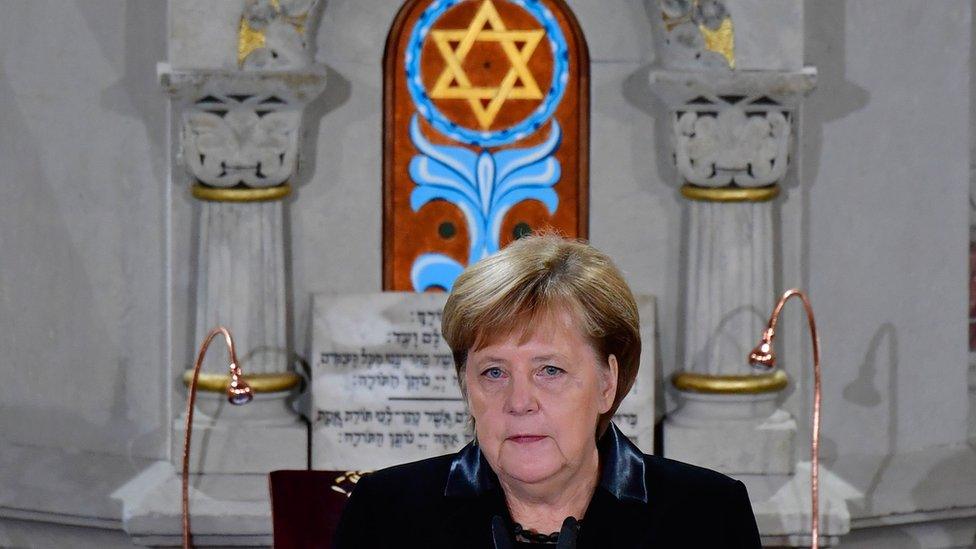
405;0;569;148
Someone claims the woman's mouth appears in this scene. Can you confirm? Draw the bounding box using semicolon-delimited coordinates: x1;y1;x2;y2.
507;435;547;444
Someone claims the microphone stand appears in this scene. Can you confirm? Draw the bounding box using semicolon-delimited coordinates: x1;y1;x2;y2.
182;326;254;549
748;289;822;549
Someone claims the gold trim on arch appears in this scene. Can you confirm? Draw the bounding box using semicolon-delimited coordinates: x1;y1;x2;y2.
182;370;302;393
191;183;292;203
672;369;788;394
680;184;780;203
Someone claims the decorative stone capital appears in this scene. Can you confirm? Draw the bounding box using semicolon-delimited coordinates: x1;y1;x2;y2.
650;68;816;190
160;67;327;193
676;100;789;187
161;0;327;197
182;94;300;188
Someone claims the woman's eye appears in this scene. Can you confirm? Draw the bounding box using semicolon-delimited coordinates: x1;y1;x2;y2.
541;365;564;377
482;367;504;379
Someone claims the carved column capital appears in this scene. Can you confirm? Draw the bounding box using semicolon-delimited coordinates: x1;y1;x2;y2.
159;68;327;196
650;69;816;192
675;99;789;188
161;0;327;200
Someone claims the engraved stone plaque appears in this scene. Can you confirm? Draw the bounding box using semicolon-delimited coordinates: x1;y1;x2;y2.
311;292;656;470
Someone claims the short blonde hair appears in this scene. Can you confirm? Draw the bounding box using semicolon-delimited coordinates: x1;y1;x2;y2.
441;235;641;433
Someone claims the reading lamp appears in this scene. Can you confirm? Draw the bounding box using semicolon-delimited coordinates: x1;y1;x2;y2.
182;326;254;549
748;288;822;549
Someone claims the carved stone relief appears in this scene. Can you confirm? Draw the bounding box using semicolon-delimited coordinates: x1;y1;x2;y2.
180;93;300;188
673;94;791;187
239;0;319;69
657;0;735;69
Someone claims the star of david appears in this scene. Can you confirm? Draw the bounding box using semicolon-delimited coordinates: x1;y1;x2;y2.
428;0;547;130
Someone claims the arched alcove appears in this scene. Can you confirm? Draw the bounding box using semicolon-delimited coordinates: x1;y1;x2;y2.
382;0;590;291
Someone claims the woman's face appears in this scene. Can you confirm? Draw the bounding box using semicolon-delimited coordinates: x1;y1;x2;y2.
464;308;618;489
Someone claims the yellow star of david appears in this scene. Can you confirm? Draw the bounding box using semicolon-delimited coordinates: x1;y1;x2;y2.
428;0;546;130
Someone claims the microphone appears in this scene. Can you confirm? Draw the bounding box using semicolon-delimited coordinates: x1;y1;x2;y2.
556;516;580;549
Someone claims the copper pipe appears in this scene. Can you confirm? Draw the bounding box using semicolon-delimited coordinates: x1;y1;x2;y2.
748;289;822;549
182;326;253;549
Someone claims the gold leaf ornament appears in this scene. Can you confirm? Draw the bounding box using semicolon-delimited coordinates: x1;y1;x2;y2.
699;16;735;69
660;0;735;69
237;0;311;67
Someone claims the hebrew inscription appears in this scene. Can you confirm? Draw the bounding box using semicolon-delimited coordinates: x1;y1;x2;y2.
311;293;657;470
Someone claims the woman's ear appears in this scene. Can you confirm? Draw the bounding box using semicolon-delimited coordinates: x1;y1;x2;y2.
600;354;619;414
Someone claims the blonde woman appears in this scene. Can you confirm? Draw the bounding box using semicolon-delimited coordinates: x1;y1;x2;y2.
336;235;760;548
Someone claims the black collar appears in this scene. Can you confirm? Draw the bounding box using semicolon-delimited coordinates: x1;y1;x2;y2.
444;422;648;504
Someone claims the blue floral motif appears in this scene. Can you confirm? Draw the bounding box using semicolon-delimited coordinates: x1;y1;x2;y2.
408;114;561;292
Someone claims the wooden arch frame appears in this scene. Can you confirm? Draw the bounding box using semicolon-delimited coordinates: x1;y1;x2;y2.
382;0;590;291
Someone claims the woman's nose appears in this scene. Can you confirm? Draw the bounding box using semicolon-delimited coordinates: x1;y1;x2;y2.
504;373;539;415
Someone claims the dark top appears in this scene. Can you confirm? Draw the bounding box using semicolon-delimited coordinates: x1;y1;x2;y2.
334;423;761;548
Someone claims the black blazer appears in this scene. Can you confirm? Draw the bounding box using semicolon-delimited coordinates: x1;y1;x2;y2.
335;423;761;548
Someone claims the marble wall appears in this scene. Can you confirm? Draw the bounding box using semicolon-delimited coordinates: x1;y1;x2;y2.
0;0;170;460
803;0;970;455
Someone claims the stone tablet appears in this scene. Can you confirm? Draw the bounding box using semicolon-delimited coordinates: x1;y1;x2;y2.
311;292;656;470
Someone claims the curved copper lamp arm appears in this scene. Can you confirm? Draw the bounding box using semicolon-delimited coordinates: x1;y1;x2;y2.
748;289;822;549
182;326;253;549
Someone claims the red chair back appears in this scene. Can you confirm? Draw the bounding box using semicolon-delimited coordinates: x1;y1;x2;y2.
269;470;359;549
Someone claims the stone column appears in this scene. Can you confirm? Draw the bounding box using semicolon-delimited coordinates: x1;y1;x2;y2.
651;71;814;475
648;0;814;473
114;2;327;545
159;0;327;475
161;68;325;474
647;2;859;546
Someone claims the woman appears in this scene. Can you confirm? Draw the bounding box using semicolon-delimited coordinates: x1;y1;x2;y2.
335;236;761;548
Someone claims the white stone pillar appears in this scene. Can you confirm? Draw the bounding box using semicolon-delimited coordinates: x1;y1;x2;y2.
684;190;774;378
158;0;327;477
651;70;814;475
113;0;326;546
196;200;287;376
115;3;327;546
648;2;859;546
161;75;325;475
650;0;858;546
